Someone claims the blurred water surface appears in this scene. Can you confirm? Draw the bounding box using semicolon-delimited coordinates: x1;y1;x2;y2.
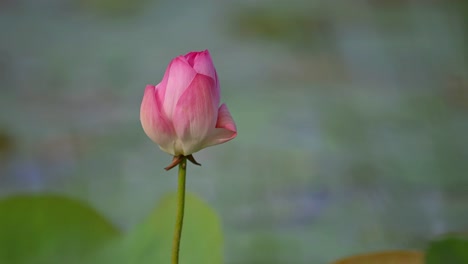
1;0;468;263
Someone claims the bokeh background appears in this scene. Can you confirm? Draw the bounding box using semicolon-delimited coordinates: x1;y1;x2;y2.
1;0;468;263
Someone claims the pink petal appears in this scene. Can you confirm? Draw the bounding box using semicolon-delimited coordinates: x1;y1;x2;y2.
184;51;198;66
140;85;177;155
172;74;218;155
188;50;217;80
202;104;237;149
184;50;220;102
162;57;197;120
196;51;221;101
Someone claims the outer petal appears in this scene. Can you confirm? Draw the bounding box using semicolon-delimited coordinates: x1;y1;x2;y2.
162;57;197;120
184;51;198;67
186;50;217;80
172;74;218;155
140;85;177;155
202;104;237;149
184;50;220;105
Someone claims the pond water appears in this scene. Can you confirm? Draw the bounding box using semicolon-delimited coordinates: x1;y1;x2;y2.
1;0;467;263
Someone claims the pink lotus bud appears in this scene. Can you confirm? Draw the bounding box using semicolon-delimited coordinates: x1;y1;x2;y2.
140;50;237;156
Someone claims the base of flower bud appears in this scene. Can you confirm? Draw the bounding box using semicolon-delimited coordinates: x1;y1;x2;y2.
186;154;201;166
164;154;201;171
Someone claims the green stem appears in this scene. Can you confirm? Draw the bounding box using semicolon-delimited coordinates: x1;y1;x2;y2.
172;156;187;264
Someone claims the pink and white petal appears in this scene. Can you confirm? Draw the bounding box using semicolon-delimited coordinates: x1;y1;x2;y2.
192;50;220;107
216;104;237;131
191;50;217;80
184;51;198;66
140;85;177;155
172;74;218;155
163;57;197;119
202;104;237;148
184;50;220;106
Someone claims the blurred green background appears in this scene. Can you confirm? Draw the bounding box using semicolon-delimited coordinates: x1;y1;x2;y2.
1;0;467;263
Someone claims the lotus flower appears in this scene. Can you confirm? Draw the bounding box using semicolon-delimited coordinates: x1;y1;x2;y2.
140;50;237;164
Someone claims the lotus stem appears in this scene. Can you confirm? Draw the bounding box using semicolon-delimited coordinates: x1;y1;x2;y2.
171;156;187;264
